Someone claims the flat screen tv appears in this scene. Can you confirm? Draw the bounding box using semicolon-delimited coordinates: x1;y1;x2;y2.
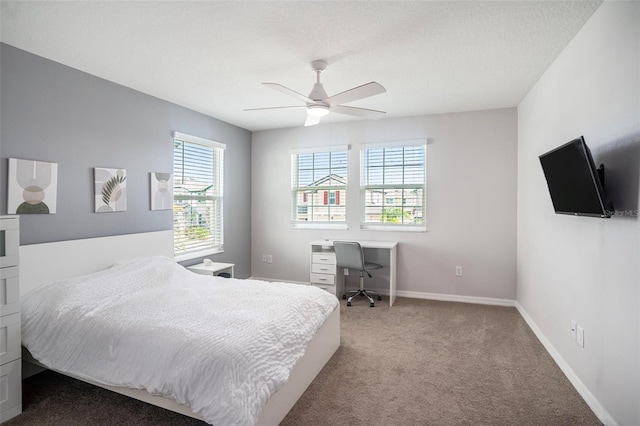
539;136;613;218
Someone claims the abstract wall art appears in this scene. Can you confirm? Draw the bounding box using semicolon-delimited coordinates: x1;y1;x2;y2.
150;172;173;211
94;167;127;213
7;158;58;214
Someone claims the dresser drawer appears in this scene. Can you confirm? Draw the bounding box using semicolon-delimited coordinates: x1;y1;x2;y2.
0;217;19;269
310;272;335;286
0;313;20;365
311;263;335;274
0;359;22;423
312;253;336;265
0;267;19;317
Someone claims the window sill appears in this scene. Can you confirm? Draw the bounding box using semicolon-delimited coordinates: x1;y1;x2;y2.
360;224;427;232
291;222;348;230
174;248;224;262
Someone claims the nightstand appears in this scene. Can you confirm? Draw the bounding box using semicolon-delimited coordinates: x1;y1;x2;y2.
188;262;235;278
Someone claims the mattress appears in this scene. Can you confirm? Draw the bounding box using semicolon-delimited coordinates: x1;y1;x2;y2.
21;256;338;425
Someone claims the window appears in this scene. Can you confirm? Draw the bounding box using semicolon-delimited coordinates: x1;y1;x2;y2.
291;146;348;228
173;132;225;260
360;140;426;230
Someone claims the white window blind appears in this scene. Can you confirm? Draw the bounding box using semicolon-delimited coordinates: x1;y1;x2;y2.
173;132;225;260
291;146;348;227
360;140;426;230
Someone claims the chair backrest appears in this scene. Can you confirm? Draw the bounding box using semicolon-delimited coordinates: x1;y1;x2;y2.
333;241;366;272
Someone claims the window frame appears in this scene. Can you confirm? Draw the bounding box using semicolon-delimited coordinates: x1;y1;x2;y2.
173;131;226;261
290;145;349;230
360;139;427;231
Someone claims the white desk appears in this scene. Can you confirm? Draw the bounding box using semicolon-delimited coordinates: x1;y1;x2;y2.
309;240;398;306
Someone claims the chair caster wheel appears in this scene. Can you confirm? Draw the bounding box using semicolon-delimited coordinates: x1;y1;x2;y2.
377;295;382;301
342;295;346;299
370;303;375;307
347;301;352;306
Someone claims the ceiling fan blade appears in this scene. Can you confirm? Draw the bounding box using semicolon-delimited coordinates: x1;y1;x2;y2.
244;106;304;111
304;115;321;127
326;82;386;106
330;105;386;119
263;83;313;104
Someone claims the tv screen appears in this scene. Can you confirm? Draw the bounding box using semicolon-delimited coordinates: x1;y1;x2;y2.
539;136;612;218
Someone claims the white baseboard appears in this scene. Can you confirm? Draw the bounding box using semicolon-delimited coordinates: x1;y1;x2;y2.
395;290;516;307
515;302;616;426
251;277;515;307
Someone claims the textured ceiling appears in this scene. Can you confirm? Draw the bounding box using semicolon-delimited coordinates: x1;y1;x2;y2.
0;1;602;131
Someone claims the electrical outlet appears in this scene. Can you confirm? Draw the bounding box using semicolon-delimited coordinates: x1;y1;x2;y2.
262;254;267;263
571;320;577;339
577;325;584;347
343;268;349;276
267;254;273;264
455;266;463;277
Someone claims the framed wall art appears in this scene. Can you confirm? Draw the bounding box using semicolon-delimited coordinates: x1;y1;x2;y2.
150;172;173;211
7;158;58;214
95;167;127;213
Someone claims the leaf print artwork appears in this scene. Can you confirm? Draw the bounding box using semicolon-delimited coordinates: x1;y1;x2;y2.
95;168;127;212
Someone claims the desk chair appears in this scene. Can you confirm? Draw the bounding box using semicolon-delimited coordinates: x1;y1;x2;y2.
334;241;383;307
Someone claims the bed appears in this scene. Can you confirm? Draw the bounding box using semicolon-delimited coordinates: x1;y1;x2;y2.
19;230;340;426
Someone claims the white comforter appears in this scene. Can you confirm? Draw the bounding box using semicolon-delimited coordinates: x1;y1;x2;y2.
21;256;338;426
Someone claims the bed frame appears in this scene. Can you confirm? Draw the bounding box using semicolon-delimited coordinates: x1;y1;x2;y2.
20;230;340;425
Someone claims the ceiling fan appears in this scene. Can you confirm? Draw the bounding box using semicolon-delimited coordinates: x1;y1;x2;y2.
244;60;386;126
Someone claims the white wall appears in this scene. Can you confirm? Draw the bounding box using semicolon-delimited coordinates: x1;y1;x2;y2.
517;1;639;425
252;108;517;301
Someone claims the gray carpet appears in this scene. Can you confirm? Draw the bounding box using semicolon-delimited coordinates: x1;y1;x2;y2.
6;297;600;425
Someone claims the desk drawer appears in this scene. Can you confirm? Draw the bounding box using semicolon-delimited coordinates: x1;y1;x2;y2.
313;283;337;295
312;253;336;265
311;263;335;274
310;273;335;286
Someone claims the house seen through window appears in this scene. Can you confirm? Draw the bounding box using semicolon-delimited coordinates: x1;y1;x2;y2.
361;141;426;229
291;147;348;227
173;132;225;260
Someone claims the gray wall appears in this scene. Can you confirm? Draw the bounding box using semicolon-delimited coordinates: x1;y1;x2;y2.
251;108;518;301
517;2;639;425
0;43;252;278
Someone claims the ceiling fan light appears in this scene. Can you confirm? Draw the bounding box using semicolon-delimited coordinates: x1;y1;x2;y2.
307;105;330;117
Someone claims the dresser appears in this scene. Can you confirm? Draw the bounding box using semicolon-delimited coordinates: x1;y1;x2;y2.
0;216;21;423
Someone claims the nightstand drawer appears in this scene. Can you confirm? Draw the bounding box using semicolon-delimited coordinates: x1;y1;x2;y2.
188;262;235;278
312;253;336;265
0;267;20;317
0;313;20;365
310;273;335;286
